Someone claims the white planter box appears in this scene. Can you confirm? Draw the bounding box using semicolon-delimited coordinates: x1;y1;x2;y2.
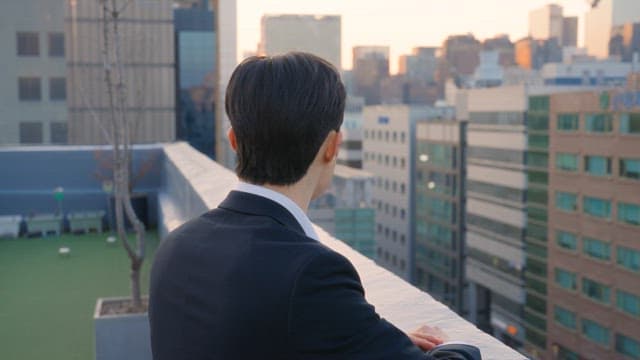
94;297;151;360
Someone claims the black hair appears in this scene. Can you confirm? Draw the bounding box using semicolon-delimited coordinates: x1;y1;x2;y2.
225;52;346;185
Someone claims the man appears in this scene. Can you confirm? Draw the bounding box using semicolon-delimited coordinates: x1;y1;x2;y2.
150;52;480;359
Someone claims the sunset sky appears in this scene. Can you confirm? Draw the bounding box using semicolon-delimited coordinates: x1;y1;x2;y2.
237;0;591;72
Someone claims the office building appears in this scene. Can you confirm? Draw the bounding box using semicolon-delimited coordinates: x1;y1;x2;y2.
523;87;640;360
562;17;578;48
610;21;640;62
258;15;341;69
585;0;640;58
528;4;578;48
214;0;237;170
461;85;529;349
174;1;216;158
483;35;515;67
472;51;504;88
515;37;562;71
309;165;376;259
529;4;564;42
0;0;67;145
338;96;365;168
414;119;467;314
442;34;482;78
398;47;438;83
66;0;175;145
352;46;390;105
540;60;633;86
363;105;455;280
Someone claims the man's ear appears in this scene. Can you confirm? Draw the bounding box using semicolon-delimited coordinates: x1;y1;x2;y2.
323;130;342;162
227;127;238;152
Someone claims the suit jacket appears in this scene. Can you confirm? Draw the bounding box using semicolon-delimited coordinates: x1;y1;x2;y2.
149;191;479;360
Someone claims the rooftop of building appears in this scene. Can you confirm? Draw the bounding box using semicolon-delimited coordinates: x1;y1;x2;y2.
0;142;525;359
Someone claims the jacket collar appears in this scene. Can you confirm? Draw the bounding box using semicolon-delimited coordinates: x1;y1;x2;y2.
218;190;307;237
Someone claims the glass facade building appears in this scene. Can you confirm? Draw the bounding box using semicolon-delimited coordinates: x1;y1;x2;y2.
414;120;466;314
174;5;216;159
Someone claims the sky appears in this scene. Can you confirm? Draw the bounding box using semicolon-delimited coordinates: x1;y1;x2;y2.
236;0;591;73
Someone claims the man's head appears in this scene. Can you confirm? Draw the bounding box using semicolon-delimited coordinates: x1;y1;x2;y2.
225;52;346;190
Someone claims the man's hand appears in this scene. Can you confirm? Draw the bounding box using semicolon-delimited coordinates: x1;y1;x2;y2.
407;325;448;351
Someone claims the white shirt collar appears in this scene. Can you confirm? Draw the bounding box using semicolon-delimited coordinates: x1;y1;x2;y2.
234;181;319;241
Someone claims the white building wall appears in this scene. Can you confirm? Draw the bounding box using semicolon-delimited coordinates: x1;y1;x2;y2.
363;105;413;279
0;0;67;145
215;0;237;169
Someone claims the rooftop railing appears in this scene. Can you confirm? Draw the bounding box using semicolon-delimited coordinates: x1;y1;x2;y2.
159;142;525;360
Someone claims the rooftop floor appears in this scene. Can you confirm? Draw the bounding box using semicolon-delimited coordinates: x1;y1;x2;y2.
0;232;159;360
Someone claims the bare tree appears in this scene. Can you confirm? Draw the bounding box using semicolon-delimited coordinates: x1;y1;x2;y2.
98;0;146;311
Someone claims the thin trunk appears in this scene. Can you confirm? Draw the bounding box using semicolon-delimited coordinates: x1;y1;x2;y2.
111;0;145;310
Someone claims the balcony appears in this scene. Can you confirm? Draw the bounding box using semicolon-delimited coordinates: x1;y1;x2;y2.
0;142;523;359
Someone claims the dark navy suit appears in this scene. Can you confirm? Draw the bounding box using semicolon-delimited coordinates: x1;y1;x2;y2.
149;191;480;359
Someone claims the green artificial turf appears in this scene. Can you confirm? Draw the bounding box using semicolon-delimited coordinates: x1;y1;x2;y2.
0;231;159;360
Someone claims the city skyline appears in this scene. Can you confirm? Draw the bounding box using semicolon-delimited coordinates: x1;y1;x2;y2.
238;0;590;72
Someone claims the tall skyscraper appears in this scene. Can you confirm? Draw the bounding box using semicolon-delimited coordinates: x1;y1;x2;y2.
414;119;467;315
258;14;341;69
585;0;640;58
174;1;216;159
398;47;438;83
66;0;176;144
352;46;390;105
529;4;578;47
525;87;640;360
529;4;564;42
0;0;67;145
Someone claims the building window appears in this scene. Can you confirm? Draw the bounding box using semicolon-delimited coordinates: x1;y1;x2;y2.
19;122;43;144
583;237;611;261
618;202;640;226
392;156;397;167
49;77;66;101
400;157;405;168
400;208;405;219
392;255;397;266
555;191;578;212
555;268;577;290
392;182;397;192
18;77;41;101
583;196;611;219
616;333;640;359
554;305;577;330
392;230;397;241
16;32;39;56
400;183;405;194
582;277;611;304
585;113;613;133
617;290;640;317
400;234;405;244
620;113;640;135
582;319;610;347
556;230;578;251
556;153;579;171
618;246;640;272
48;32;64;57
385;131;389;141
584;155;611;176
401;132;406;143
393;131;397;142
557;113;579;131
620;158;640;180
400;259;406;271
50;122;67;144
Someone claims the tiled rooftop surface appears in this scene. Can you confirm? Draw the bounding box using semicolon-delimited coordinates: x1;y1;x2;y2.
160;142;526;359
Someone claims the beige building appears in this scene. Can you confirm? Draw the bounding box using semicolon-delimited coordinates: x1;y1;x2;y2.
258;15;341;70
66;0;175;145
585;0;640;58
0;0;67;145
544;88;640;360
